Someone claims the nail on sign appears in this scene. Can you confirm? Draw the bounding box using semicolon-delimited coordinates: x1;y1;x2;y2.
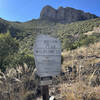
33;34;61;77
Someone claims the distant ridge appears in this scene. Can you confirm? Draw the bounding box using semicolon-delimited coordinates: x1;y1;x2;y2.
40;5;99;23
0;5;99;36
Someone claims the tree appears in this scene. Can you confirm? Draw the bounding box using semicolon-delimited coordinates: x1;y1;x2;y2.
0;32;19;71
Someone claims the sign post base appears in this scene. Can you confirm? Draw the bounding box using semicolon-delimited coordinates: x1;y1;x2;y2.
42;85;49;100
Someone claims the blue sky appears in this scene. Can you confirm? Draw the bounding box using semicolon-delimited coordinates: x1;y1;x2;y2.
0;0;100;22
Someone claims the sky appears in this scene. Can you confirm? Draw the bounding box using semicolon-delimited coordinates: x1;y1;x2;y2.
0;0;100;22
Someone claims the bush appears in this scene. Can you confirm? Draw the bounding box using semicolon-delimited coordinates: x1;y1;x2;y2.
0;32;35;72
0;32;19;71
15;53;35;68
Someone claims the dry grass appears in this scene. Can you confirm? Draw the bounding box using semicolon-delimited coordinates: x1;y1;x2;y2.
0;64;39;100
59;42;100;100
62;42;100;71
0;42;100;100
58;82;100;100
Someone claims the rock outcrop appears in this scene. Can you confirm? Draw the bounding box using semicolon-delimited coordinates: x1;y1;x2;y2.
0;18;9;33
40;5;99;23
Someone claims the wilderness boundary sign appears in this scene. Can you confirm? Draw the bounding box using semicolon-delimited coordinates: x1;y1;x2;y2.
33;34;61;78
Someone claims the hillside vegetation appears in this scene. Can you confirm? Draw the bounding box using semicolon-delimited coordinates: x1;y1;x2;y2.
2;18;100;52
13;18;100;52
0;42;100;100
0;18;100;70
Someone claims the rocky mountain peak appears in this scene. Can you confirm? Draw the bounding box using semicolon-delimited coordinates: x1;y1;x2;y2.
40;5;56;20
58;6;64;10
40;5;99;23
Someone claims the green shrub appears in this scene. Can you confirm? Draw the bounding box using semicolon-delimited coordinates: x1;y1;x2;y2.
0;32;19;71
16;53;35;68
0;32;35;72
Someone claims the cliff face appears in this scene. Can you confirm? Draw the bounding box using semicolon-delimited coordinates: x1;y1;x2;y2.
0;18;10;33
40;6;98;23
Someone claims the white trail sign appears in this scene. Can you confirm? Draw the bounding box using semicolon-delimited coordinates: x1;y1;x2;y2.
33;34;61;77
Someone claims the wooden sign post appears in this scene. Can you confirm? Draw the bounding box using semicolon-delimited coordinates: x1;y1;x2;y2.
42;85;49;100
33;34;61;100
